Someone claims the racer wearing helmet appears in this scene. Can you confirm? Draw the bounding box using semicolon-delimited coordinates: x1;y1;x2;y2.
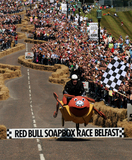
53;74;86;118
63;74;86;96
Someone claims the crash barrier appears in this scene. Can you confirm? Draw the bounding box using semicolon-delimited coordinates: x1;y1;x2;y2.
0;125;7;139
18;55;70;85
0;65;22;140
17;32;27;39
49;66;70;85
10;10;26;16
24;15;29;21
117;121;132;137
0;43;25;59
21;25;34;33
92;101;132;137
24;38;46;44
92;101;127;127
17;20;29;28
0;63;21;101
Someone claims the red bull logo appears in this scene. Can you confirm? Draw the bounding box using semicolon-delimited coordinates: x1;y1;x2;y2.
25;52;33;59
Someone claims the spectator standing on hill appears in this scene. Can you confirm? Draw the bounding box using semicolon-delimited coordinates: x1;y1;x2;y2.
125;36;130;45
129;47;132;63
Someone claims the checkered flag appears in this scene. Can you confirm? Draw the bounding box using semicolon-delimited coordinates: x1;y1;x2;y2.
101;57;129;92
7;129;12;139
119;128;124;138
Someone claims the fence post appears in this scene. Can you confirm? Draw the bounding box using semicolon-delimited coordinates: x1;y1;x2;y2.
127;103;132;121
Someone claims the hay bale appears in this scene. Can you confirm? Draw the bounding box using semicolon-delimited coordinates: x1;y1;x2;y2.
94;101;104;109
47;66;54;71
11;41;15;48
97;116;104;126
93;114;98;125
52;72;59;78
56;78;62;84
0;125;7;139
112;116;118;127
105;119;112;127
49;76;52;82
117;121;132;137
120;109;127;121
0;92;4;100
3;73;11;79
54;64;61;69
51;78;58;84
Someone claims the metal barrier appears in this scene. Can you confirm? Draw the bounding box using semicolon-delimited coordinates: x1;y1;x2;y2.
116;6;132;12
127;103;132;121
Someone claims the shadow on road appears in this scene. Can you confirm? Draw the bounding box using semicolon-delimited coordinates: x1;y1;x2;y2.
56;138;103;141
122;138;132;140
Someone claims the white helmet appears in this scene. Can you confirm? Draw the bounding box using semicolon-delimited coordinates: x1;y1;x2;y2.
71;74;78;80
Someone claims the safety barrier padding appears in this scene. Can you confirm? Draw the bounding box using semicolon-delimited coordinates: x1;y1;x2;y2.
24;38;47;44
17;20;29;28
0;64;21;101
10;10;26;16
17;32;27;39
0;43;25;59
49;64;70;85
90;101;131;136
91;101;132;137
18;56;55;71
24;16;29;21
0;125;7;139
21;25;34;33
92;101;127;127
18;55;70;85
117;121;132;137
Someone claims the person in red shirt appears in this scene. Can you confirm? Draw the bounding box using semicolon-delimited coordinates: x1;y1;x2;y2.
15;34;18;45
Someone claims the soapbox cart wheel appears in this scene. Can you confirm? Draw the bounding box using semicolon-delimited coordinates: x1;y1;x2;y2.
76;123;79;130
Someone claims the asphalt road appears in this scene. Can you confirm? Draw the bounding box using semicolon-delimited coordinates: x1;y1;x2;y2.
0;37;131;160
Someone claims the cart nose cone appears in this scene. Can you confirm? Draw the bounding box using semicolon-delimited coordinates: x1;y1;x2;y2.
76;100;84;107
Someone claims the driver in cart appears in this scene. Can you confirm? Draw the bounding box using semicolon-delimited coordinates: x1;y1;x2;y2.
53;74;86;118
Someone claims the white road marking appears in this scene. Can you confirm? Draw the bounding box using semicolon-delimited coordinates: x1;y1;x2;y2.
26;43;28;52
33;123;37;127
27;69;45;160
39;154;45;160
38;144;42;151
32;115;35;119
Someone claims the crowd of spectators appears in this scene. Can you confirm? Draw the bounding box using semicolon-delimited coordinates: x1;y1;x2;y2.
28;2;132;109
0;1;23;14
0;1;23;51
